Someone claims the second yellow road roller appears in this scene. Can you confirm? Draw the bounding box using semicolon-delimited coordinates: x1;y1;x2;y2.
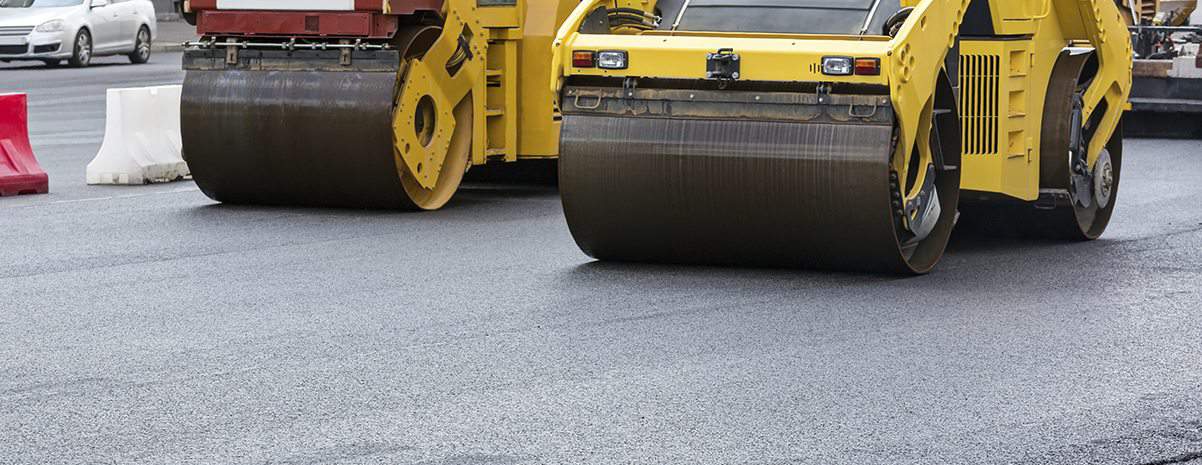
179;0;647;208
551;0;1133;273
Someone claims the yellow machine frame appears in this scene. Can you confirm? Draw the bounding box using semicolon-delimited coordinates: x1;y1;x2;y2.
398;0;580;189
551;0;1133;202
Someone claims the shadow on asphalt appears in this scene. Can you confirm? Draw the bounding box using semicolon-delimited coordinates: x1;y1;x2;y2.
182;201;408;218
457;183;558;199
182;178;1100;277
947;228;1073;254
558;222;1102;284
562;259;903;285
463;159;559;186
179;182;558;216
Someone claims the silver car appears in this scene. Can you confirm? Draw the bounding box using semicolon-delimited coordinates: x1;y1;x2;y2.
0;0;155;67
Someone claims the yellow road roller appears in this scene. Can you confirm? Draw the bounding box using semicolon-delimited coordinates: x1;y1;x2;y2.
551;0;1133;273
179;0;629;208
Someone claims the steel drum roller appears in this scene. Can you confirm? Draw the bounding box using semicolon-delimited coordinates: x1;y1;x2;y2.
559;84;961;273
182;66;408;208
180;25;467;210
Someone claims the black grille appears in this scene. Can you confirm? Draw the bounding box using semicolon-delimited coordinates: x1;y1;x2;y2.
0;44;28;55
33;44;58;54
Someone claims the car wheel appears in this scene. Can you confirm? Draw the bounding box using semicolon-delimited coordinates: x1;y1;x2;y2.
68;29;91;68
129;26;151;64
41;59;61;67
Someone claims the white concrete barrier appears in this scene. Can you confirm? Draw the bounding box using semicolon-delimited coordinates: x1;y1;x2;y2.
87;85;189;185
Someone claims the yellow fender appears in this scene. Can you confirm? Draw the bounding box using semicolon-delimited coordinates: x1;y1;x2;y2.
889;0;1131;172
1052;0;1134;164
393;0;488;190
550;0;608;95
888;0;973;198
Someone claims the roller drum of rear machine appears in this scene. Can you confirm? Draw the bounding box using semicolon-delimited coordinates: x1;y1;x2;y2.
181;48;408;208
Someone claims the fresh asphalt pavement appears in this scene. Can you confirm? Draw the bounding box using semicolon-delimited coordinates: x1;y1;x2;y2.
2;53;1201;465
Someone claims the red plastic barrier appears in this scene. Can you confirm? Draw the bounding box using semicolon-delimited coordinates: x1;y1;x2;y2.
0;93;48;197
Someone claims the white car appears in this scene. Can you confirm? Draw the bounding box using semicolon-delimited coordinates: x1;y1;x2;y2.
0;0;156;67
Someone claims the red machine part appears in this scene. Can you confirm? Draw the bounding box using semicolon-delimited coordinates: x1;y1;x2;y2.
187;0;435;11
0;93;49;197
196;11;397;38
189;0;444;38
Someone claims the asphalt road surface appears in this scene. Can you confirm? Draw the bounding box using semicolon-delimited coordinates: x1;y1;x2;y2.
2;53;1202;465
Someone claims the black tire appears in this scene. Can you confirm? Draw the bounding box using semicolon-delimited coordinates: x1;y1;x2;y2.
68;29;91;68
129;26;151;64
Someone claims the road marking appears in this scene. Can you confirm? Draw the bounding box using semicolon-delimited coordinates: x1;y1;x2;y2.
1;186;200;209
31;138;104;148
30;130;103;139
51;186;200;204
30;129;105;147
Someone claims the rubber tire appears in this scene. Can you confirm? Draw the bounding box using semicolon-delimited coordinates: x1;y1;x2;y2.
129;26;151;64
68;29;91;68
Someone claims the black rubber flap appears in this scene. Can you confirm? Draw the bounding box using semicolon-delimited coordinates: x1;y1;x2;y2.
181;66;414;209
559;88;927;272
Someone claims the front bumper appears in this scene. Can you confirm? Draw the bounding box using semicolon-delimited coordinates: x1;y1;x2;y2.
0;30;72;60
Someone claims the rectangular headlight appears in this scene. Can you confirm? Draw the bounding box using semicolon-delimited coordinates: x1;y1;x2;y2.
596;51;628;70
821;56;854;76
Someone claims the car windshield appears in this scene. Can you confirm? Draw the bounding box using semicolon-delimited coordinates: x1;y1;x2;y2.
0;0;84;7
665;0;902;36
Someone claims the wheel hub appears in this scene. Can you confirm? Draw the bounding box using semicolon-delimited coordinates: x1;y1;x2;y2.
78;36;90;61
893;163;940;244
1093;148;1114;209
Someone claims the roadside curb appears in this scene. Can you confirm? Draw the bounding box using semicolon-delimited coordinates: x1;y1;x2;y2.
152;18;195;53
152;43;188;53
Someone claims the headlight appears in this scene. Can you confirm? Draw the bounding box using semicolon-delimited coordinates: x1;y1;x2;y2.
821;56;854;76
35;20;65;33
596;51;628;70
